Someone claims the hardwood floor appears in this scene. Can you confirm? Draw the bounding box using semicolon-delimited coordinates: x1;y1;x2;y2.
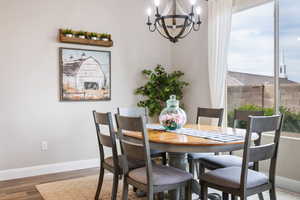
0;168;99;200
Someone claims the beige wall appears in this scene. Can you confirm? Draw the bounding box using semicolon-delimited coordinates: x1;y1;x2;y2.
171;1;210;123
0;0;172;170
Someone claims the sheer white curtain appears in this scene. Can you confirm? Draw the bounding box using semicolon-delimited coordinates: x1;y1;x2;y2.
208;0;233;109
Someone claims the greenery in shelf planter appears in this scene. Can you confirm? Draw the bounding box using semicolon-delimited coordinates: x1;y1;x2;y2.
76;30;87;38
61;29;74;36
88;32;98;39
99;33;111;41
135;65;189;117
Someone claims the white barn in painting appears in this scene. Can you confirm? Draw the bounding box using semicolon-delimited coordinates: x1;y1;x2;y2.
63;55;107;91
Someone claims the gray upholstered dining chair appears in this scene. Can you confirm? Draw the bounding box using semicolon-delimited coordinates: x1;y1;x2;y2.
197;110;265;171
188;107;224;177
92;111;144;200
117;107;167;165
115;114;193;200
197;109;265;200
200;115;283;200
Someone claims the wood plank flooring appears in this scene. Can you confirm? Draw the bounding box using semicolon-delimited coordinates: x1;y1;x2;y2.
0;168;99;200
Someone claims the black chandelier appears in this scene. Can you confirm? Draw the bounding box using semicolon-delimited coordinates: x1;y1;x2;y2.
146;0;203;43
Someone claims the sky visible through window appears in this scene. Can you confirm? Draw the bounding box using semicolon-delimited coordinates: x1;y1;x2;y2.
228;0;300;82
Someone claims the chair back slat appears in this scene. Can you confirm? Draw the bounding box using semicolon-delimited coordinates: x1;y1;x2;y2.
99;134;113;148
248;144;276;163
116;115;144;132
118;107;149;123
121;141;145;161
250;116;281;133
196;107;224;126
240;115;283;191
94;112;110;125
93;111;118;164
234;110;264;123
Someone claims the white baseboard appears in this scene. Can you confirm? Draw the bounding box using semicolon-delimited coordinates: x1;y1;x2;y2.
0;159;100;181
276;175;300;193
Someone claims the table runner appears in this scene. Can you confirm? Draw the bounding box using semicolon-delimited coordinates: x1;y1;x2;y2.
146;124;244;143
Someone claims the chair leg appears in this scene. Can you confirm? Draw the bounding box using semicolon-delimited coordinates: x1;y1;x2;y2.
196;162;201;179
200;183;208;200
222;192;229;200
162;153;167;165
94;166;104;200
198;163;205;178
122;178;129;200
185;181;192;200
258;192;264;200
188;159;195;177
111;173;119;200
147;193;154;200
269;184;277;200
240;195;247;200
231;195;238;200
175;188;180;200
157;192;164;200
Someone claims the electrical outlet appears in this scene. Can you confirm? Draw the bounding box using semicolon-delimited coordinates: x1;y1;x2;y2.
41;141;48;151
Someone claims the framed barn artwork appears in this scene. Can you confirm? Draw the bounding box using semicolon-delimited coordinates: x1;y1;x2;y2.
59;47;111;101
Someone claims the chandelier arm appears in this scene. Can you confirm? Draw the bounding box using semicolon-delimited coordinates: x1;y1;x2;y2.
156;19;164;28
185;16;194;27
174;18;189;40
156;27;171;40
161;18;176;42
192;23;201;31
178;22;194;39
155;21;171;40
149;23;157;32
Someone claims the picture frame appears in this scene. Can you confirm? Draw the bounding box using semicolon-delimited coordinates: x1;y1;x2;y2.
59;47;111;101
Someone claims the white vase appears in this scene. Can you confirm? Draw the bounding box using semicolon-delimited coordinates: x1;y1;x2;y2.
91;37;98;40
101;38;109;41
78;35;85;39
65;34;73;38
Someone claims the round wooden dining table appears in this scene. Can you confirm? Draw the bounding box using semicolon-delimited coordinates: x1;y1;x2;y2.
124;124;258;200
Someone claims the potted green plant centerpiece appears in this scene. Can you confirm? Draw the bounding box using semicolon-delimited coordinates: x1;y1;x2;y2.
62;29;74;37
76;30;86;39
89;32;98;40
135;65;189;126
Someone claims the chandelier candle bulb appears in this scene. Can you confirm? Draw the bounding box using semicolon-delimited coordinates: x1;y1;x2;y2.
147;8;152;16
196;6;202;15
190;0;197;5
154;0;160;7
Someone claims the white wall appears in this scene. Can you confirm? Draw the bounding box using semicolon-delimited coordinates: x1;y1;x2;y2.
171;1;210;123
0;0;172;171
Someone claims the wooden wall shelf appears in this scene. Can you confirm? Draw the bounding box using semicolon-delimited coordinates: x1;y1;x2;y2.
58;30;113;47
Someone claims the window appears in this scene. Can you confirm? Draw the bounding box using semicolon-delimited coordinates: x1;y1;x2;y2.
227;2;275;128
227;0;300;138
279;0;300;137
